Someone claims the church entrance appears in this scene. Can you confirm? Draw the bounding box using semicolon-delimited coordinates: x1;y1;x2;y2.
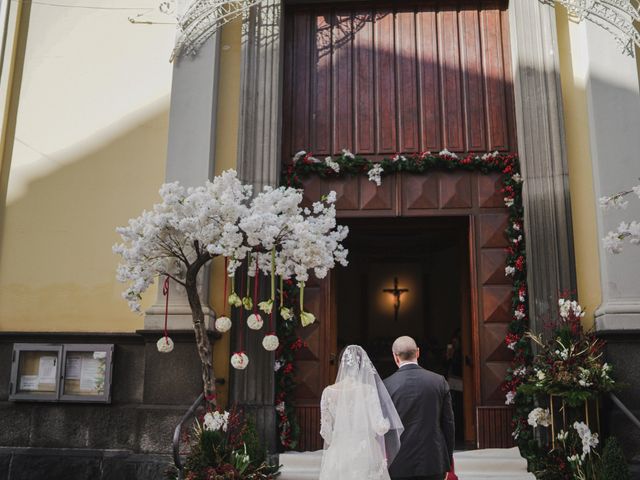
282;0;518;452
335;217;473;446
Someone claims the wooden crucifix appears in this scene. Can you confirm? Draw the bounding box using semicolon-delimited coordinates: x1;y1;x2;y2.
383;276;409;322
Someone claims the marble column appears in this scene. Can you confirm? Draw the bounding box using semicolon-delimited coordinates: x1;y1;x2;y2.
144;33;222;331
508;0;577;332
231;0;283;453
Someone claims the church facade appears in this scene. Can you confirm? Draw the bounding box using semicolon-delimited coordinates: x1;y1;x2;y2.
0;0;638;478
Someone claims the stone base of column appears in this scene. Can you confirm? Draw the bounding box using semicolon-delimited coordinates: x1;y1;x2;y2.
595;302;640;332
143;305;215;331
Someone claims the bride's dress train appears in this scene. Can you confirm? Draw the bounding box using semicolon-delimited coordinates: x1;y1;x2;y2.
318;346;403;480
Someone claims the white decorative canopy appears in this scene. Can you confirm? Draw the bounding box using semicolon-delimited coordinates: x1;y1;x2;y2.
152;0;639;61
550;0;639;55
170;0;262;61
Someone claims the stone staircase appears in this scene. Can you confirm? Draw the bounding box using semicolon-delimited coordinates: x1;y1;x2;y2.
279;447;536;480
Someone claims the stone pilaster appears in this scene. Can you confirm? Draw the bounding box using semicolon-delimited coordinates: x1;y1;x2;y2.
231;0;283;453
508;0;577;331
143;33;222;331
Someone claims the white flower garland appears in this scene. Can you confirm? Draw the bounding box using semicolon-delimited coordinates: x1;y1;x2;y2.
156;336;174;353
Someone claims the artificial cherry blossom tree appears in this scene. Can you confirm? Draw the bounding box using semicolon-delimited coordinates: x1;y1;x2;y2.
113;169;348;405
599;183;640;254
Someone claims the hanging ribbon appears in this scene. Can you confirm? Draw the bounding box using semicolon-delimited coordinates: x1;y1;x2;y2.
239;259;247;352
253;258;260;315
162;275;170;344
223;257;228;316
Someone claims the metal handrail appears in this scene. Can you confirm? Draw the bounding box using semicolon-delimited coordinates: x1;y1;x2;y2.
609;392;640;431
173;392;204;479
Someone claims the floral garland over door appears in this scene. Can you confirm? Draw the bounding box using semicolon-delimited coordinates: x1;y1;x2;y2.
278;149;531;451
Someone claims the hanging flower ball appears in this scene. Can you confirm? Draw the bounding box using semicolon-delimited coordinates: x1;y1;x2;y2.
156;336;174;353
231;352;249;370
215;316;232;333
247;313;263;330
262;334;279;351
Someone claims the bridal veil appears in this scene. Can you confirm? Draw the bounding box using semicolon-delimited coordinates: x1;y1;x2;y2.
319;345;404;479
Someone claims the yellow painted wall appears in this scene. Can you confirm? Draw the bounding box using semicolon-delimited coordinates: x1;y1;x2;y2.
555;7;602;329
209;17;242;407
0;1;175;332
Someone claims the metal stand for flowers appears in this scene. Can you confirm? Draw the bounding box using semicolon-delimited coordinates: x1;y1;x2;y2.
549;394;600;449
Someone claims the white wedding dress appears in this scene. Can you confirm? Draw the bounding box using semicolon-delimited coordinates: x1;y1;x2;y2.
319;345;403;480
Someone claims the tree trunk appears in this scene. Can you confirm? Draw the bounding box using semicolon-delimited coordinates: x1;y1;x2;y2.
185;261;217;408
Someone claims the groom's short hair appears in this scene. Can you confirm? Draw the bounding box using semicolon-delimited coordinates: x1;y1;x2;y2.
392;336;418;361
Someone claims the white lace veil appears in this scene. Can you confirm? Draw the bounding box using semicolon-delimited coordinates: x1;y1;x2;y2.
330;345;404;465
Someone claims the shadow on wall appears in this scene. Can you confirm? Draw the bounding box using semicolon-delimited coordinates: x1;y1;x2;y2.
0;96;170;332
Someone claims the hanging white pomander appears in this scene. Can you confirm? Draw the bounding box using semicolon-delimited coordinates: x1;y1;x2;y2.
247;313;263;330
156;336;174;353
231;352;249;370
215;316;232;333
262;334;279;351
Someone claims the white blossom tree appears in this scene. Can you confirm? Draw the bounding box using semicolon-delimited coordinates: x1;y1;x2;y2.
113;170;348;405
600;183;640;254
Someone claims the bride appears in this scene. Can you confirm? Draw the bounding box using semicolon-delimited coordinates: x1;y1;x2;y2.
319;345;404;480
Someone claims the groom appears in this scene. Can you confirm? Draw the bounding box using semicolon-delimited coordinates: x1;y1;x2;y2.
384;336;455;480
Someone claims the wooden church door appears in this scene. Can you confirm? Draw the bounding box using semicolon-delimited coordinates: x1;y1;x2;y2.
283;0;516;450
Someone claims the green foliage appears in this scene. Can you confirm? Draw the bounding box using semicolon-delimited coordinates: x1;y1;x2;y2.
174;407;280;480
242;416;265;466
601;437;630;480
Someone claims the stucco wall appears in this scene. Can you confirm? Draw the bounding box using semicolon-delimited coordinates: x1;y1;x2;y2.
0;1;175;332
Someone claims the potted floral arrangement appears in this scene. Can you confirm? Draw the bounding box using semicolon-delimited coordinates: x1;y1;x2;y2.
513;298;628;479
168;407;280;480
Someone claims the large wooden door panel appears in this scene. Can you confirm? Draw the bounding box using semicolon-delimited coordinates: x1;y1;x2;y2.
283;1;514;160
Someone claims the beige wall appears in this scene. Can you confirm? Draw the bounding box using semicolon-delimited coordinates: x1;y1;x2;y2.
0;1;175;332
555;6;602;329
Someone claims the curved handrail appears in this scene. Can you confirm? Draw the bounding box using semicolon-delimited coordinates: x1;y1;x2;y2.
173;392;204;479
609;392;640;431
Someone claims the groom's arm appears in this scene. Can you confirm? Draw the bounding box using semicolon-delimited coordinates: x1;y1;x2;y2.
440;378;455;459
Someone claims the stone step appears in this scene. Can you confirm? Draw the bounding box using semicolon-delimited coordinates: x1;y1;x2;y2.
279;447;535;480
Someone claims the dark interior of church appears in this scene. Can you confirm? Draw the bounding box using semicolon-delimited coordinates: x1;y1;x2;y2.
335;216;470;442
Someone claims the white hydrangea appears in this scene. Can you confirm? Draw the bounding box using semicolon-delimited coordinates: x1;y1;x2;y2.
505;391;516;405
504;197;515;207
527;407;551;428
367;164;384;186
439;148;458;159
481;151;499;160
325;156;340;173
505;266;516;277
247;313;264;330
231;352;249;370
341;149;355;159
203;410;230;432
156;336;174;353
215;316;232;333
262;334;279;351
512;173;523;183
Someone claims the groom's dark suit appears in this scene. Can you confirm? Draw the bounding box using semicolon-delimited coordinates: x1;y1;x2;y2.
384;363;455;480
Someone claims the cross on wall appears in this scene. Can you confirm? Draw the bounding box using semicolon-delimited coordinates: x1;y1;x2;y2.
383;276;409;322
